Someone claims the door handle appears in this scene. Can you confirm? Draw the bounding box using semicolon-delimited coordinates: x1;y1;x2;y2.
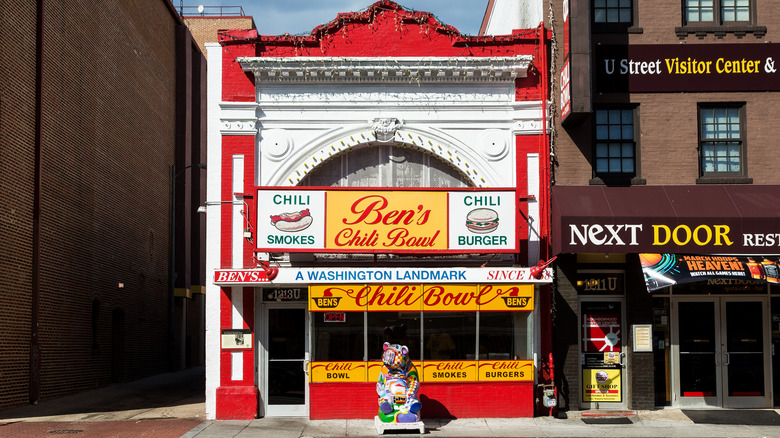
619;352;626;366
303;352;310;375
723;352;730;366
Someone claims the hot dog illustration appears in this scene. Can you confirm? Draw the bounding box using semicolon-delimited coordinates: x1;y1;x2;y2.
270;209;313;232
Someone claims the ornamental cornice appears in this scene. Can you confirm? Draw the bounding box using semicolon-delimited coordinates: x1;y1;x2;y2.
220;102;257;135
237;56;533;83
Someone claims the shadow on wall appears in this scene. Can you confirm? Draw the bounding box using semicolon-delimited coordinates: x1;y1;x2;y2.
418;394;455;419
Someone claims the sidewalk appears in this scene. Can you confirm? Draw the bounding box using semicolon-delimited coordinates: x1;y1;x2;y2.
0;366;205;438
3;367;780;437
185;409;780;438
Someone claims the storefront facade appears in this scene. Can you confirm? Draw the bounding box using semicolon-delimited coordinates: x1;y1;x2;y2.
551;185;780;411
534;0;780;414
204;1;552;420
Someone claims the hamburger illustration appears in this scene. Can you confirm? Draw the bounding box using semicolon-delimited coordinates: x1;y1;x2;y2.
465;208;499;234
270;208;313;232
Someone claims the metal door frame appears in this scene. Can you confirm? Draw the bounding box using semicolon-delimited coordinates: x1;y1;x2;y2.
579;297;629;410
257;301;310;417
671;295;770;409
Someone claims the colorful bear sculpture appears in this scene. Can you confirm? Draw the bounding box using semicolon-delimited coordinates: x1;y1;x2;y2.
376;342;421;423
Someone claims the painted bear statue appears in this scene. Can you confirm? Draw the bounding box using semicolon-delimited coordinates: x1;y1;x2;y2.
376;342;421;423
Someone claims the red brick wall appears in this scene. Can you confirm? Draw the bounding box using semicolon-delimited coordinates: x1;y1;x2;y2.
310;382;535;419
0;0;198;409
550;0;780;186
0;0;38;410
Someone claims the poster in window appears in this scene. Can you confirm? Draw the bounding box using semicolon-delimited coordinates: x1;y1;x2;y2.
583;368;622;402
583;313;621;353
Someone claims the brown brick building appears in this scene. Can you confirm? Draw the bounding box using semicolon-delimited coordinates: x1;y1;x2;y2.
180;6;255;58
538;0;780;413
0;0;205;409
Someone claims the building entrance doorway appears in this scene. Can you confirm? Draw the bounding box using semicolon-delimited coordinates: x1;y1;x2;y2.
262;305;309;416
580;299;629;410
672;297;770;408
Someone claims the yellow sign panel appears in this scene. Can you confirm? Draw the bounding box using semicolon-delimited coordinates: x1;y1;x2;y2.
309;285;366;312
422;361;477;382
310;361;366;382
477;360;534;381
365;284;423;312
323;361;533;383
477;284;534;311
421;284;478;312
325;191;448;251
310;284;534;312
583;368;622;402
367;361;423;383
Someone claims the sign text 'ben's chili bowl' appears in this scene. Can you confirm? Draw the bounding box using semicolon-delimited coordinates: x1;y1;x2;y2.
308;284;534;312
256;188;517;253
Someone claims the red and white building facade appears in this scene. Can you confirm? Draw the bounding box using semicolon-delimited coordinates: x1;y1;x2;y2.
204;1;553;420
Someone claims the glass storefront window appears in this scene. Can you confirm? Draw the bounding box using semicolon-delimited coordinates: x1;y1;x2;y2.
313;311;364;361
479;312;532;360
311;310;534;362
367;312;421;360
423;313;476;361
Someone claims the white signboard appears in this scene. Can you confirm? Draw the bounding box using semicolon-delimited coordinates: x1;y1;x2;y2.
214;266;553;285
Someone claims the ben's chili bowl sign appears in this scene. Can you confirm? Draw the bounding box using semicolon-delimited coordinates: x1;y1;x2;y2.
308;284;534;312
256;188;517;253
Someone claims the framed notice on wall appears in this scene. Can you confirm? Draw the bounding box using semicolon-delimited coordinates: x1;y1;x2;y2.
632;324;653;352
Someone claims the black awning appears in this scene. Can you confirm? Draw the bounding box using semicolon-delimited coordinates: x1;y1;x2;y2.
551;185;780;255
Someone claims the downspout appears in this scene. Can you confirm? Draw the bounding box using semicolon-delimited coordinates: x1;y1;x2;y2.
538;21;559;416
30;0;45;404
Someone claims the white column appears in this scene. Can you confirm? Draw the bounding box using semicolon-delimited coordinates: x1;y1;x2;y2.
231;288;244;381
526;153;540;266
204;42;223;420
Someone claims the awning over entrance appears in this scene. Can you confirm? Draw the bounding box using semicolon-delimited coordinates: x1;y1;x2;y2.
551;185;780;255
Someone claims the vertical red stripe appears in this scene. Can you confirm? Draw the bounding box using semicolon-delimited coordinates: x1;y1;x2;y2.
219;287;233;386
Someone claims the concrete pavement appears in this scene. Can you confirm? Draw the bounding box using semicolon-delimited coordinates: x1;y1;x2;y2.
3;366;780;437
184;410;780;437
0;366;205;437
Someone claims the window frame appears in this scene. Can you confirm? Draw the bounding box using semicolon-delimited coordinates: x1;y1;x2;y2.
676;0;765;39
696;102;752;184
591;0;643;34
590;106;645;186
682;0;754;26
311;310;534;363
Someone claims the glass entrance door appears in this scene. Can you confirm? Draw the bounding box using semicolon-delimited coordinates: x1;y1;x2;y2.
673;297;769;408
265;306;309;416
580;300;628;409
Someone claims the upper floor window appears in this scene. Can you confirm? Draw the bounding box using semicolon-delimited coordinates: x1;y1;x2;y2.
594;0;632;23
685;0;751;24
677;0;764;40
698;104;749;182
594;108;636;176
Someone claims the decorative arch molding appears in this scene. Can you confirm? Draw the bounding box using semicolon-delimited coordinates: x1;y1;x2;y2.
268;124;507;188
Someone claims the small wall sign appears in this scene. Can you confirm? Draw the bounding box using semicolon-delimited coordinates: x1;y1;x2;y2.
632;324;653;352
221;328;252;350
